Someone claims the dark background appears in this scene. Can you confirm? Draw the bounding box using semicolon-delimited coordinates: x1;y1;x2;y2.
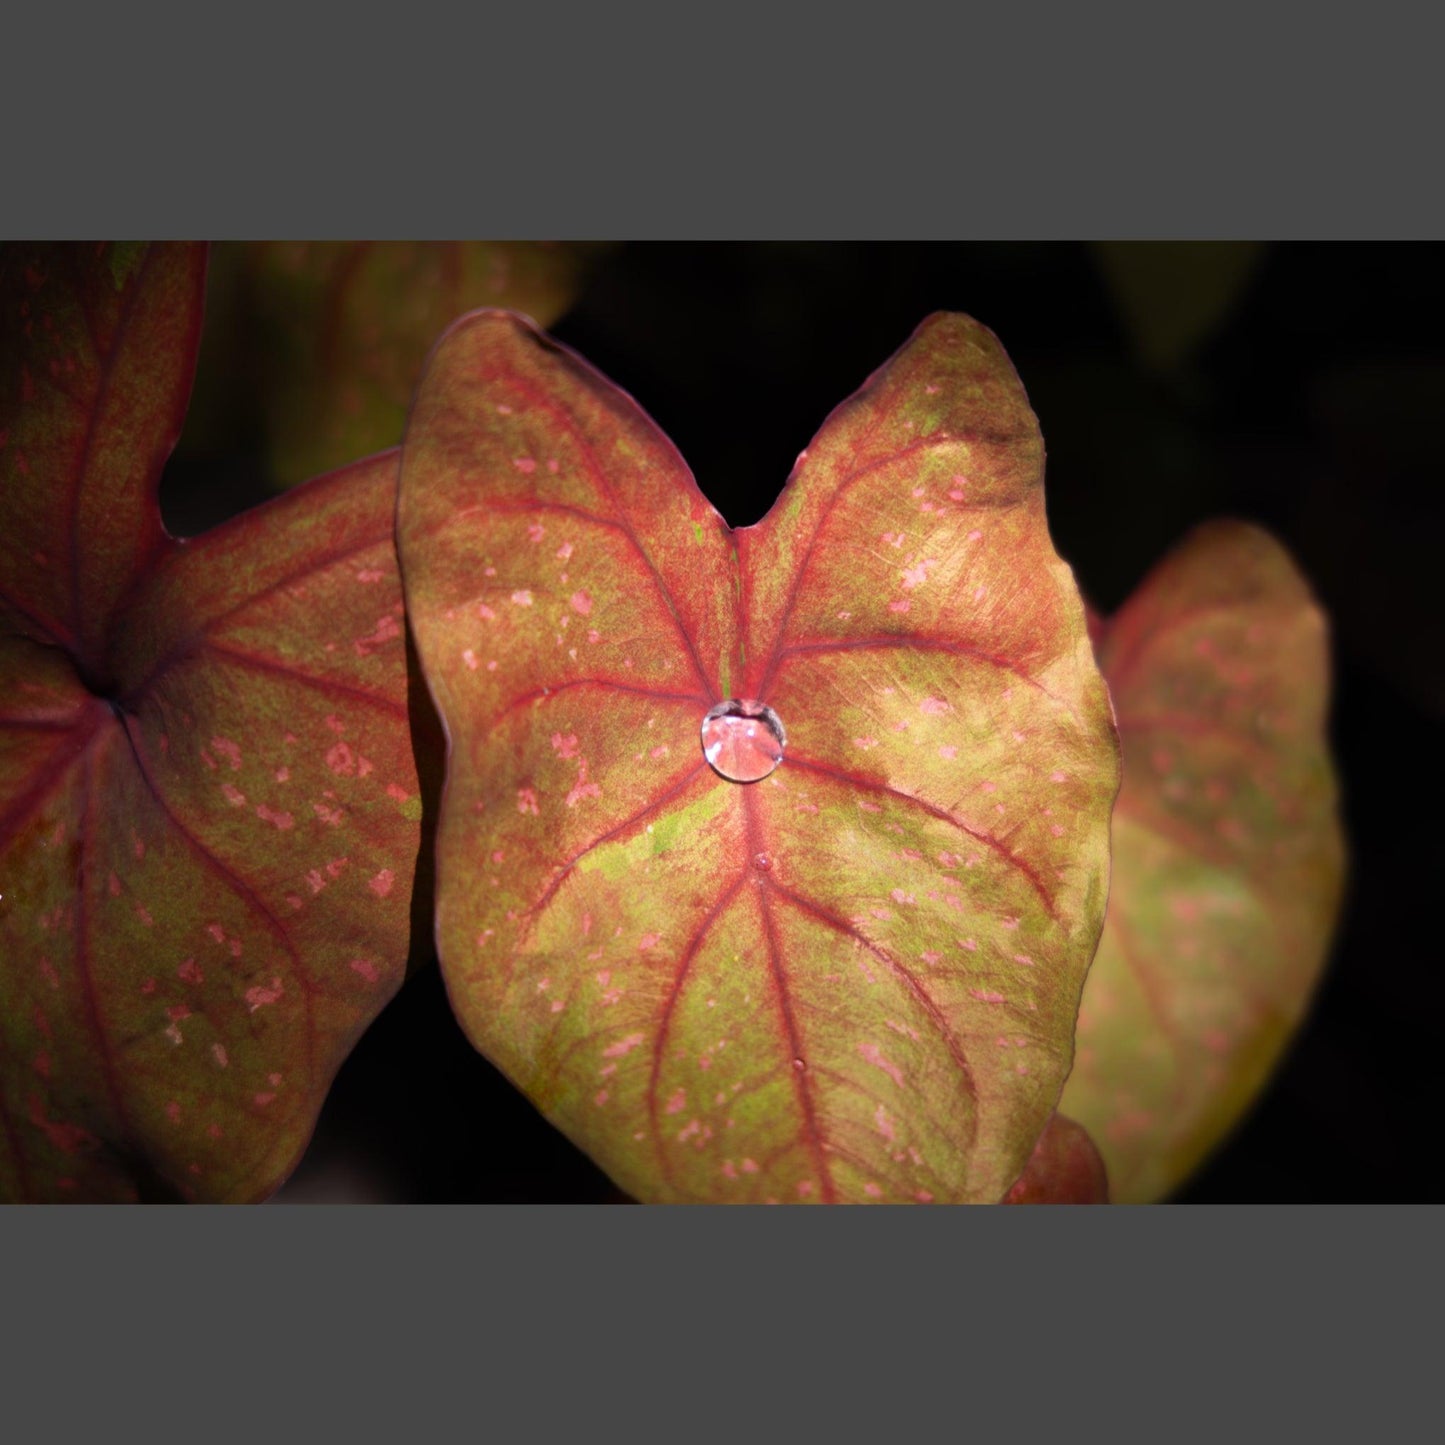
169;242;1444;1203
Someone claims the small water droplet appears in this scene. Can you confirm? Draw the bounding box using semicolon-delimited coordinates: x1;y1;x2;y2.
793;1058;807;1071
700;699;786;783
754;853;771;871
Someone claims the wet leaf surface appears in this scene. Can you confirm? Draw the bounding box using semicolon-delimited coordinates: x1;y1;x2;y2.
1059;522;1346;1202
0;243;421;1201
399;310;1118;1203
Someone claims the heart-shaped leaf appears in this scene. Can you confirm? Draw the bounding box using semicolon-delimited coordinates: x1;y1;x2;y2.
242;242;604;489
1058;522;1346;1202
399;310;1119;1203
0;243;421;1202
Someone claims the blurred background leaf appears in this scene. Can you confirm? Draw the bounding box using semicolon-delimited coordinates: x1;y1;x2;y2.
1091;241;1266;373
180;241;610;491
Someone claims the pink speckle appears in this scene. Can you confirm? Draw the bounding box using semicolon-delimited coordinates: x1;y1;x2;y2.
921;950;941;964
888;598;912;614
741;1157;759;1174
550;1000;564;1013
869;907;892;921
517;787;539;815
354;614;401;656
165;1101;182;1123
721;1160;738;1180
211;1043;229;1068
107;872;121;897
960;937;978;951
864;1183;883;1199
325;741;355;775
512;457;536;474
570;590;593;615
551;732;580;759
178;958;203;985
510;589;533;607
565;757;601;808
858;1041;904;1086
526;523;545;542
639;932;661;951
369;869;395;898
665;1088;686;1116
140;977;158;996
890;889;914;905
350;958;380;984
854;736;877;749
916;1190;934;1203
463;648;478;669
596;1033;645;1064
211;737;242;770
256;803;294;830
902;560;934;590
594;1089;610;1106
973;586;987;602
939;744;957;759
253;1092;277;1108
919;697;949;715
221;783;246;806
797;1180;814;1198
874;1104;895;1142
970;988;1005;1003
206;923;225;944
244;978;285;1012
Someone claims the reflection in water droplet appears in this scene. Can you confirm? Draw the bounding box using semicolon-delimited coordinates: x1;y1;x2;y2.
700;699;786;783
754;853;771;871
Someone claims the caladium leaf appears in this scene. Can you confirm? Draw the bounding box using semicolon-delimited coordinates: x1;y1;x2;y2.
399;310;1119;1204
0;243;420;1202
1059;522;1346;1203
244;242;603;489
1002;1112;1109;1204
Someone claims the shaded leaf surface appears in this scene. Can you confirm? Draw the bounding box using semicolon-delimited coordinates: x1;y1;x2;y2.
1059;523;1346;1202
399;311;1118;1203
245;242;602;488
1002;1112;1109;1203
0;244;420;1201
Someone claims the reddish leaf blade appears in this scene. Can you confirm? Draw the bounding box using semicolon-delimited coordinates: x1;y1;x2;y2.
243;242;602;488
1059;522;1346;1203
0;244;420;1201
1003;1113;1109;1204
0;243;204;665
400;311;1119;1203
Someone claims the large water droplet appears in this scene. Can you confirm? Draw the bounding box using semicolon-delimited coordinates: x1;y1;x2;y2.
700;699;786;783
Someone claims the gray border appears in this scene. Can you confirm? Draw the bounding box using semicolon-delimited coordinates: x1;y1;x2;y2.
7;14;1443;237
5;16;1438;1435
6;1206;1435;1431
